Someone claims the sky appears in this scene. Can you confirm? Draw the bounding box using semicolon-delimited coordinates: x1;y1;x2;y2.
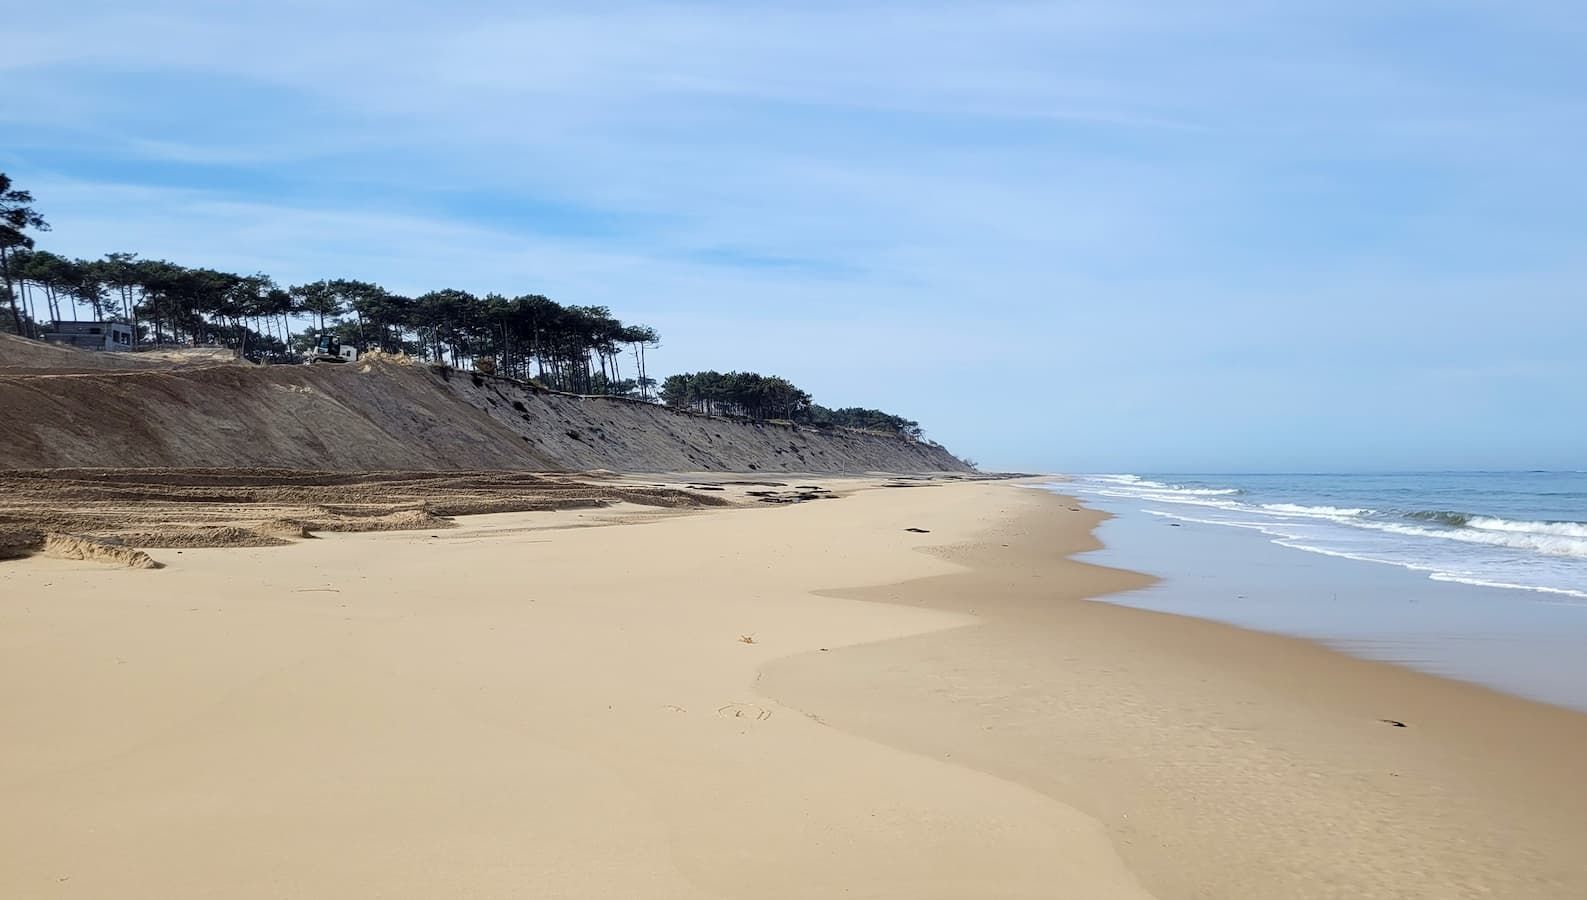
3;0;1584;473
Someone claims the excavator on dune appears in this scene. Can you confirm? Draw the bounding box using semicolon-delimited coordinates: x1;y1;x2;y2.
305;334;358;364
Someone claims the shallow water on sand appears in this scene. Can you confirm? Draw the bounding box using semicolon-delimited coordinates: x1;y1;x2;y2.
1062;472;1587;600
1052;484;1587;714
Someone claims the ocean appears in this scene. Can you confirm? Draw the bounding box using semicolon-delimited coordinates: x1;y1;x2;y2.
1065;471;1587;601
1044;472;1587;711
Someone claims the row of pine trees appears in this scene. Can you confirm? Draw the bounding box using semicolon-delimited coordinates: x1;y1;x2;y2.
1;172;927;436
1;247;660;397
658;371;923;438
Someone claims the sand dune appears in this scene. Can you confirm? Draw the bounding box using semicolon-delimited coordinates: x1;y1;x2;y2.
0;335;968;473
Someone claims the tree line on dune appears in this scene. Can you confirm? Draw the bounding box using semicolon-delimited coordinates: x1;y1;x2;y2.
0;172;932;439
659;371;924;439
0;245;663;397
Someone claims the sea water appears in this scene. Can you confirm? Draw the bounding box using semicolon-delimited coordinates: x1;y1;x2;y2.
1044;472;1587;711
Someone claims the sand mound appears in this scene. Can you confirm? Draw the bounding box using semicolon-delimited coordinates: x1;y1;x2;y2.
257;519;315;539
0;521;249;564
0;469;737;562
0;332;237;375
356;349;416;367
295;508;456;532
40;533;161;568
105;526;293;549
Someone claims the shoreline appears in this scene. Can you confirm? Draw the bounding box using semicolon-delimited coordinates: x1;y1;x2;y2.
759;483;1587;899
1072;485;1587;715
3;477;1584;897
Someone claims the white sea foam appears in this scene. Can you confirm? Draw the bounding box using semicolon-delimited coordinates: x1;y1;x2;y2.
1084;476;1587;556
1188;523;1587;600
1357;521;1587;560
1427;573;1587;601
1260;503;1370;518
1140;509;1281;532
1129;491;1587;600
1270;540;1587;601
1466;517;1587;539
1080;475;1240;497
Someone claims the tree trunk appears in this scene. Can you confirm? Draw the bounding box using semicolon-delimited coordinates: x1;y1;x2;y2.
1;246;23;336
21;280;37;332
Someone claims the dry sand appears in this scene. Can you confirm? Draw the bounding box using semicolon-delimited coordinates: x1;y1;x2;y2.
0;332;238;374
3;480;1585;898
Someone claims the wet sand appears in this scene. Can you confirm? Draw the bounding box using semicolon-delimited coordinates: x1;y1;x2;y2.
762;485;1587;898
3;479;1585;898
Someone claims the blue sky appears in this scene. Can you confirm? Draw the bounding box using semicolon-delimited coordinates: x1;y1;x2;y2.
4;0;1584;472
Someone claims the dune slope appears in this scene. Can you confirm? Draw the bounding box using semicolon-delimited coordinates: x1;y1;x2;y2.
0;336;967;473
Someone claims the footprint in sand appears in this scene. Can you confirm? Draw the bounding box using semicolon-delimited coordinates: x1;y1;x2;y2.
716;703;772;722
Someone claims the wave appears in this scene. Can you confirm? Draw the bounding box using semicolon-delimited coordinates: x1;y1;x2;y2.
1130;486;1243;497
1357;521;1587;560
1427;573;1587;601
1397;510;1587;546
1273;540;1587;601
1260;503;1370;518
1079;475;1241;496
1405;510;1470;527
1140;509;1275;531
1466;516;1587;539
1069;476;1587;601
1090;479;1587;554
1396;510;1587;538
1137;511;1587;600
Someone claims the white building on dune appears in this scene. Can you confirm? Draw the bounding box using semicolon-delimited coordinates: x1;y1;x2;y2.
40;320;135;352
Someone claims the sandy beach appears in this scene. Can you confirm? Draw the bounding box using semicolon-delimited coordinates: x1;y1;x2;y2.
8;6;1580;896
4;479;1586;898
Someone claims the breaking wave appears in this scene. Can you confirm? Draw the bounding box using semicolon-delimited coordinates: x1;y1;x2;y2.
1063;473;1587;598
1087;475;1242;497
1406;510;1470;527
1466;517;1587;539
1360;521;1587;560
1260;503;1370;518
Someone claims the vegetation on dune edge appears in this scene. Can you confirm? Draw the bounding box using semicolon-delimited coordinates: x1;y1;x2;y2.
659;371;925;440
0;172;933;440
